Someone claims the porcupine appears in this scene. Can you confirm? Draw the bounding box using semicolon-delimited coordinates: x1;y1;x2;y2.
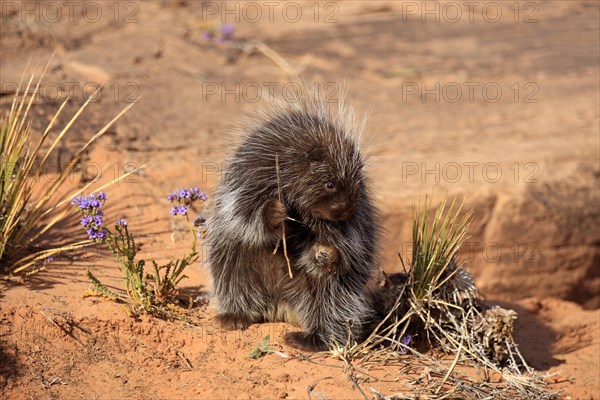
206;94;380;351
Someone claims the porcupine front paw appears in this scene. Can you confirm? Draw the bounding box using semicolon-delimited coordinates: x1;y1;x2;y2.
264;199;287;233
314;243;338;271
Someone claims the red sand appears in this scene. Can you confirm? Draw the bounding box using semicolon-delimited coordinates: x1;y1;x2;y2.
1;1;598;398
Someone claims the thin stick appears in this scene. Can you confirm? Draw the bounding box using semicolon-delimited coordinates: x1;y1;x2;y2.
39;310;85;347
274;154;293;279
347;368;369;400
436;338;463;394
253;40;313;77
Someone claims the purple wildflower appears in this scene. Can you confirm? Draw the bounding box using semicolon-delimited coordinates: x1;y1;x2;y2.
89;199;101;208
202;23;233;43
86;227;107;241
167;186;206;219
217;23;234;41
72;192;108;242
71;192;107;210
399;334;412;354
71;197;86;208
167;190;177;202
178;189;191;199
167;187;207;204
170;205;189;216
190;187;207;201
93;215;104;226
115;219;127;227
46;256;55;263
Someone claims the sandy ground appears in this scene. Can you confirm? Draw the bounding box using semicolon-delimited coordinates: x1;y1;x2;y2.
1;1;599;399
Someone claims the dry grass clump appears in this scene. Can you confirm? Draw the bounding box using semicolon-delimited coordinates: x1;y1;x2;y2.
338;195;559;399
0;58;135;277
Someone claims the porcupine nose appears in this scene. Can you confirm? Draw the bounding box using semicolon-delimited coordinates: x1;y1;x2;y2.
332;196;357;221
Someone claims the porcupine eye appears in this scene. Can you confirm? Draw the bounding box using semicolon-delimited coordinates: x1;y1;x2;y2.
324;182;336;192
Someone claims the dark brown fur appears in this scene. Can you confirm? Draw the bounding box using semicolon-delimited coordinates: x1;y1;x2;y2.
207;97;379;350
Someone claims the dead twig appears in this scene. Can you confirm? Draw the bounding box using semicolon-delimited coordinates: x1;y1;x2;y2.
38;310;85;347
177;350;193;370
273;154;293;279
347;369;369;400
435;338;463;394
253;40;313;78
307;376;334;400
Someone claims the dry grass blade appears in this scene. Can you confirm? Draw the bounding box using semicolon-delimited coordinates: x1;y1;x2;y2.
435;339;463;394
11;240;91;275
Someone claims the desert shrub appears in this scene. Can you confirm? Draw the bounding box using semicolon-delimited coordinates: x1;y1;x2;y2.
345;195;558;399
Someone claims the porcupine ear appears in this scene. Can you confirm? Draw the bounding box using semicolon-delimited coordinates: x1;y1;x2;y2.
306;146;326;162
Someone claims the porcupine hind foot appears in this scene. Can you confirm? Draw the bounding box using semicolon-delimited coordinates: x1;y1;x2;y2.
284;331;328;351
